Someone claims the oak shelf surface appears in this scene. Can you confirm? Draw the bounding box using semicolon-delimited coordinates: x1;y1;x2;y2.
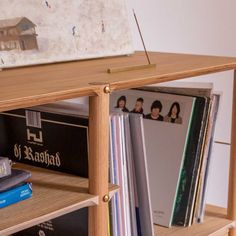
0;163;118;236
154;205;235;236
1;51;236;112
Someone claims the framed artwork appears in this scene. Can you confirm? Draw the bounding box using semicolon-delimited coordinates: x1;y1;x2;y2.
0;0;133;68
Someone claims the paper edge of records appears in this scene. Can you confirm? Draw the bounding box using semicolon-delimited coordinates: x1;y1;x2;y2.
142;81;213;98
129;113;154;235
123;114;139;236
195;93;221;223
109;112;132;236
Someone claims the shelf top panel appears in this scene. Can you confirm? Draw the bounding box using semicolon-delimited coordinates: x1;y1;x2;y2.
154;205;235;236
0;163;118;236
1;51;236;111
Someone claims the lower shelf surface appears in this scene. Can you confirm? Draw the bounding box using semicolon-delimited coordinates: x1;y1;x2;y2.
0;163;118;236
154;205;235;236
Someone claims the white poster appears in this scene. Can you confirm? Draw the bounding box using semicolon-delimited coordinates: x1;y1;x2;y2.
0;0;133;68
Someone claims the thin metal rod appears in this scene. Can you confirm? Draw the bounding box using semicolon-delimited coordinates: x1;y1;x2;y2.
133;9;151;65
214;140;231;146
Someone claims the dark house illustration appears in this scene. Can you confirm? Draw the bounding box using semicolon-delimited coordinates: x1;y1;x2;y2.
0;17;38;51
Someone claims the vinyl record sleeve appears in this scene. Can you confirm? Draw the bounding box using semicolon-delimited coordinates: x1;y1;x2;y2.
0;106;88;178
13;208;88;236
172;96;210;226
129;113;154;236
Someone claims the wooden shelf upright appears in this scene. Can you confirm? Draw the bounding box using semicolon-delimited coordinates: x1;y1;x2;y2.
0;51;236;236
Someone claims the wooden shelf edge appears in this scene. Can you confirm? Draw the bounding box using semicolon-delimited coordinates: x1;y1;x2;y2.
109;185;119;199
0;197;98;236
0;184;119;236
0;163;118;236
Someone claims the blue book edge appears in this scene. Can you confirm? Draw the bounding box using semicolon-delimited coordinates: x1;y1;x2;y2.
0;182;32;208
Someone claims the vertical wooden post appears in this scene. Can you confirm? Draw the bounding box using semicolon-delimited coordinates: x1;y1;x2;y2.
88;86;110;236
228;70;236;236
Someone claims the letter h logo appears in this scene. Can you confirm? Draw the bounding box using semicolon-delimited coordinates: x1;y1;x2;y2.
27;128;43;143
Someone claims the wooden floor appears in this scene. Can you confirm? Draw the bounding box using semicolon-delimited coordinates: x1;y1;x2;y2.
0;163;118;236
154;205;235;236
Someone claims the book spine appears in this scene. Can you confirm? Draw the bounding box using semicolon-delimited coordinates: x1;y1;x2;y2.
0;182;32;208
0;157;11;178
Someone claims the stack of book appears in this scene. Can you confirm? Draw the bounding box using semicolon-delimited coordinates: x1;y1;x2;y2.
0;157;32;209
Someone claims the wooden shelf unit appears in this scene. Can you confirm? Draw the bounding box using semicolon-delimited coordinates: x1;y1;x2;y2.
0;51;236;236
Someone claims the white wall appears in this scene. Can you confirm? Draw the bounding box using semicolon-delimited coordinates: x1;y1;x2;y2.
126;0;236;207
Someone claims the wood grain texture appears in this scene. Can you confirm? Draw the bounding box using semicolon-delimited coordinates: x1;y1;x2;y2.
0;51;236;111
88;88;110;236
228;70;236;236
155;205;235;236
0;163;118;236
